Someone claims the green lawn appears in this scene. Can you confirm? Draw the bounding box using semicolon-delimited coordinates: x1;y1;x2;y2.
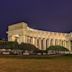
0;55;72;72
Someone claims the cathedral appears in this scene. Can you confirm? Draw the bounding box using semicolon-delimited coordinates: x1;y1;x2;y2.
7;22;72;51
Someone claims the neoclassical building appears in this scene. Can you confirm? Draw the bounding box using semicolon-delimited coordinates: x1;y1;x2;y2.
7;22;72;51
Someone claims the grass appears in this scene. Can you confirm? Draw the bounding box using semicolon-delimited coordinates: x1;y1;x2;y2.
0;55;72;72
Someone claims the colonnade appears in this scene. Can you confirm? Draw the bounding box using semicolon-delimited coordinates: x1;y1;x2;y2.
24;36;70;50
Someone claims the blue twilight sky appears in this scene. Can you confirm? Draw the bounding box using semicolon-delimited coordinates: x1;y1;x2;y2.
0;0;72;40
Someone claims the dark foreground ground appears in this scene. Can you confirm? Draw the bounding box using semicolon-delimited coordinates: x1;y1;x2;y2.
0;55;72;72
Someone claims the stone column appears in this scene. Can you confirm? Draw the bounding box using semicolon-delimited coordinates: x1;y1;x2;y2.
61;40;63;46
68;41;71;51
18;36;23;43
25;36;28;43
26;36;29;43
32;37;35;45
59;40;61;46
66;41;68;48
34;37;37;48
64;41;66;48
53;39;55;45
64;40;66;47
39;38;42;50
62;40;65;47
27;36;31;43
30;37;33;44
55;39;57;45
54;39;56;45
8;35;12;41
43;39;46;50
56;39;58;45
49;39;51;47
29;36;32;43
59;40;62;46
46;39;49;48
58;40;60;46
56;39;60;45
50;39;52;46
23;35;26;43
57;39;60;45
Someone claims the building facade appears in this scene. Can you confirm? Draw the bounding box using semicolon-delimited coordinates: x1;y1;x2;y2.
7;22;72;51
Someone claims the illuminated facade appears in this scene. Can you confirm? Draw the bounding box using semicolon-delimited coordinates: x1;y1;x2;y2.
7;22;72;51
